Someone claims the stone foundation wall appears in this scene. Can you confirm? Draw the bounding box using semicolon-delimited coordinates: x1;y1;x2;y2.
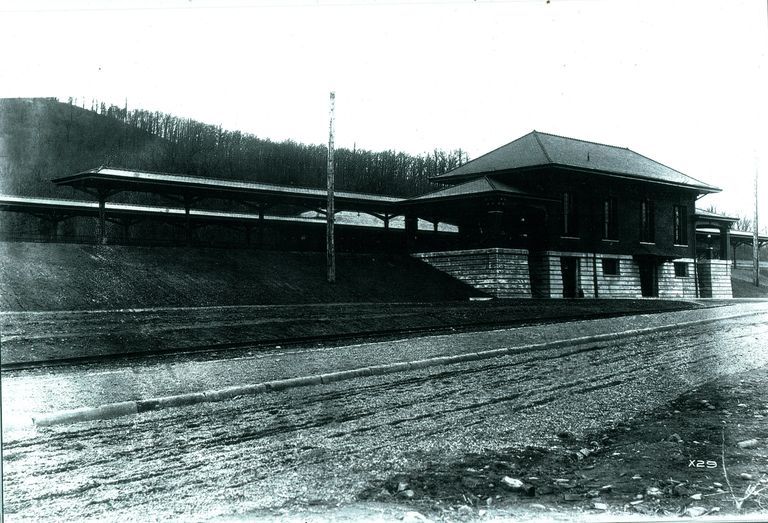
697;259;733;298
657;259;697;299
413;248;532;298
594;254;643;298
530;252;642;298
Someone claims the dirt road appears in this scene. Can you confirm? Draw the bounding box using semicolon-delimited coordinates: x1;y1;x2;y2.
3;303;768;521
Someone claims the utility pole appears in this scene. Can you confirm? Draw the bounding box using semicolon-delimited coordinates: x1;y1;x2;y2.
327;91;336;283
754;165;760;287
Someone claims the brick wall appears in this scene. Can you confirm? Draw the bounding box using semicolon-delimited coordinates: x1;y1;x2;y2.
413;248;532;298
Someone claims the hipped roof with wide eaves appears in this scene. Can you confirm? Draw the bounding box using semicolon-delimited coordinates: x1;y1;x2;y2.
433;131;720;194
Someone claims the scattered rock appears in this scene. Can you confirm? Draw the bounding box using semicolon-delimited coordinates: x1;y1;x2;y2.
713;482;723;488
629;500;643;506
740;473;754;481
586;490;599;498
667;433;683;443
684;506;707;518
402;511;430;522
635;494;643;500
593;502;608;510
501;476;534;496
600;485;612;493
456;505;473;521
558;431;575;440
707;405;717;410
563;493;582;501
690;493;702;500
646;487;662;498
673;485;691;497
398;489;415;499
397;482;409;492
461;476;481;489
631;475;642;480
737;439;759;449
530;503;547;510
501;477;524;489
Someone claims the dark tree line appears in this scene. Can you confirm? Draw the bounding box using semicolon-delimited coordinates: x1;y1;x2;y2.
105;100;467;196
0;97;468;200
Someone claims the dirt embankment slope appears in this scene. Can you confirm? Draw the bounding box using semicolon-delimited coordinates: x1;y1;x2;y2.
0;242;483;311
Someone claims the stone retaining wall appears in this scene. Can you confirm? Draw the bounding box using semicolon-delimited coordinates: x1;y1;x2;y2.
413;248;532;298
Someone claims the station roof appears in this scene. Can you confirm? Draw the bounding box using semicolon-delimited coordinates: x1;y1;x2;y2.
433;131;721;194
403;176;554;205
53;167;403;214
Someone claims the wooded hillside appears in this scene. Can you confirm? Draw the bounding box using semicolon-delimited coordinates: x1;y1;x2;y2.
0;98;467;199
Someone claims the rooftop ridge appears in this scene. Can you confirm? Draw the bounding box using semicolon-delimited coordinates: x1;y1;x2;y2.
432;131;547;179
531;130;553;163
532;130;631;151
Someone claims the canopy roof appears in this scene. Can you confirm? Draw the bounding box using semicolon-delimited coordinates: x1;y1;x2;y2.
53;167;403;214
434;131;720;194
694;208;739;223
404;176;553;204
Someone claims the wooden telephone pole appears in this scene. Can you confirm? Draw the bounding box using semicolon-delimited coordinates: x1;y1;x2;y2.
327;92;336;283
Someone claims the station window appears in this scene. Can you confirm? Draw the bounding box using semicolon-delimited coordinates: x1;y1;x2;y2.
603;197;618;240
674;262;688;277
602;258;620;276
640;199;655;243
562;192;578;236
674;205;688;245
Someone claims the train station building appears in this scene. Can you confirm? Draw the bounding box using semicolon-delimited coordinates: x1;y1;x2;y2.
2;131;761;299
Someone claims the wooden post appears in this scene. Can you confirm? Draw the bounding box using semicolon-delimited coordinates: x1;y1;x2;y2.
257;206;264;248
754;166;759;287
184;195;192;246
98;191;107;245
327;91;336;283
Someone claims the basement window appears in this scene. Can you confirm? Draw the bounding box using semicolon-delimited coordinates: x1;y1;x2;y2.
602;258;620;276
674;262;688;277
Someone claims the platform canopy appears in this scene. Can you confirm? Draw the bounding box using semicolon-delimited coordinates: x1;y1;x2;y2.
0;194;334;226
399;175;556;222
53;166;403;215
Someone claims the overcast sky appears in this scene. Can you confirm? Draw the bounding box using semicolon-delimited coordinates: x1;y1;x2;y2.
1;0;767;221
